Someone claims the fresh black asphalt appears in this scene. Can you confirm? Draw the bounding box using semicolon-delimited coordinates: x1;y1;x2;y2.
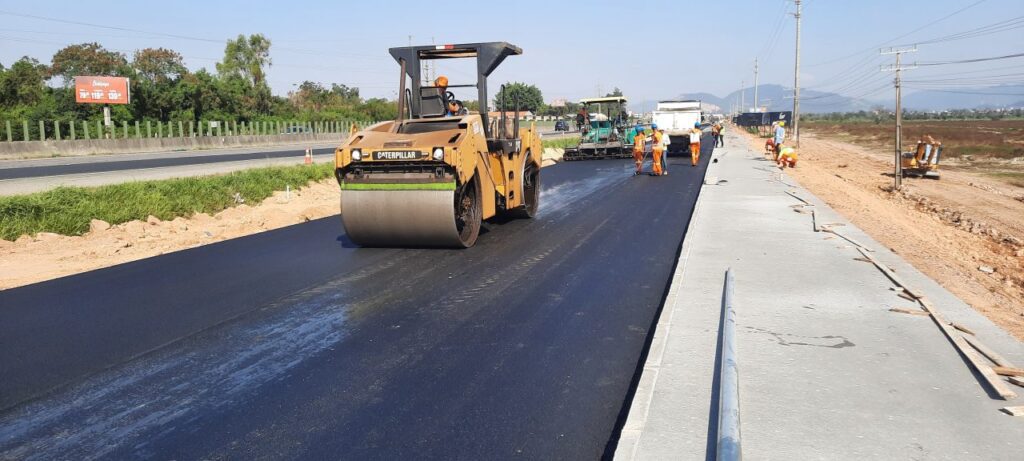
0;136;714;459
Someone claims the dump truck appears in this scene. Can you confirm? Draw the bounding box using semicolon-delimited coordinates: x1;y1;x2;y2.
334;42;542;248
901;136;942;179
652;100;702;156
563;96;633;161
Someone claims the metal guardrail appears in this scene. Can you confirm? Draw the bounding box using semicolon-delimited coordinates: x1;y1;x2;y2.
717;269;742;461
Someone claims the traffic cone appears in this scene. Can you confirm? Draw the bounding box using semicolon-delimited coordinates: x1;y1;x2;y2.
304;147;312;165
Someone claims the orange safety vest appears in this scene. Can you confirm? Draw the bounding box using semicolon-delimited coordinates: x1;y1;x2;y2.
633;133;646;152
651;131;663;149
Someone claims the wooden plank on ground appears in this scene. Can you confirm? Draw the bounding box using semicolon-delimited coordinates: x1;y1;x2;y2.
918;297;1018;400
993;366;1024;377
950;323;976;336
889;307;929;316
897;290;918;301
1010;376;1024;388
1000;406;1024;416
859;248;920;298
827;229;874;252
962;334;1013;368
785;190;810;205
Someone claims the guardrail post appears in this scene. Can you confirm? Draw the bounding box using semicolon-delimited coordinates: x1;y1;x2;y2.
177;121;183;138
157;121;163;138
96;120;102;139
145;121;151;138
38;120;45;141
189;120;194;137
717;269;742;461
54;120;61;141
122;121;128;138
231;120;237;136
83;120;89;140
69;120;76;141
134;121;139;138
5;121;10;142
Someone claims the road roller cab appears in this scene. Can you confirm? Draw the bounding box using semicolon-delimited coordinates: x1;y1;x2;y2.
335;42;542;248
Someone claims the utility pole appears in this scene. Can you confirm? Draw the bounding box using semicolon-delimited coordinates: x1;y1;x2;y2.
753;58;759;111
881;46;918;191
740;80;745;113
792;0;802;147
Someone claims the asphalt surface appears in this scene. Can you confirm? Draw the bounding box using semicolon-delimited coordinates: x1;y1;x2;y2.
0;146;336;180
0;136;714;460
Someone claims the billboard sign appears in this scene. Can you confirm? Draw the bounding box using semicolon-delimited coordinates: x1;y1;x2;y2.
74;76;130;105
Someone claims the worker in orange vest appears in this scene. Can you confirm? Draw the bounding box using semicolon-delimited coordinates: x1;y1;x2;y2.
632;124;648;176
688;122;703;166
651;124;664;176
777;146;798;168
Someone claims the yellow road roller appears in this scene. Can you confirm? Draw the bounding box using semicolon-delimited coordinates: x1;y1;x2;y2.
335;42;541;248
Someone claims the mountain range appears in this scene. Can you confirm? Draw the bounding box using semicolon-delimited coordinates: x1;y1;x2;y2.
633;84;1024;114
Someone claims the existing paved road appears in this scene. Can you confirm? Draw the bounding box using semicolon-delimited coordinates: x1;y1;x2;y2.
0;144;339;195
0;146;337;180
0;138;713;459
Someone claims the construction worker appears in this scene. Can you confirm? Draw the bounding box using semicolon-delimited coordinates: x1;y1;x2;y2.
773;121;786;160
659;128;671;175
777;146;798;168
446;100;466;117
711;123;720;147
651;123;664;176
632;124;648;176
715;122;725;147
689;122;702;166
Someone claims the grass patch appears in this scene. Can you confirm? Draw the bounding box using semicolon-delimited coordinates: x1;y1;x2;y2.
542;136;580;149
986;171;1024;188
0;163;335;240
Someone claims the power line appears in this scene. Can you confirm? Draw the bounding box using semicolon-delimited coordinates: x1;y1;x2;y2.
805;0;985;67
918;52;1024;66
0;9;390;60
900;88;1024;96
906;15;1024;46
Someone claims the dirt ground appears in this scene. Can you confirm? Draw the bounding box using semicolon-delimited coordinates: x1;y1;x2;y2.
739;128;1024;340
0;150;566;291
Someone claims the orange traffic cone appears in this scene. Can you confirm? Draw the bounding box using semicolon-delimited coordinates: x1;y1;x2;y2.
304;147;312;165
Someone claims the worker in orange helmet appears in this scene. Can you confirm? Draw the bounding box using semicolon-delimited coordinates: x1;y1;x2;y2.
632;124;648;176
650;123;664;176
434;75;448;89
688;122;703;166
777;146;798;168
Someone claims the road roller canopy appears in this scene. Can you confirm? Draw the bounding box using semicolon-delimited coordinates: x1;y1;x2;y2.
389;42;523;139
579;96;628;105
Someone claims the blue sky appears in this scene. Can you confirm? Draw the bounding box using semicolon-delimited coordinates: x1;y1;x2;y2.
1;0;1021;104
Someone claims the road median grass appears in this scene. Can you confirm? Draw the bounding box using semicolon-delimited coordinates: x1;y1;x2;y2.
0;163;335;241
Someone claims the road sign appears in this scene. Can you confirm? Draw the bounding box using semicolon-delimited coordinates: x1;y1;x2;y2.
74;76;130;105
550;98;567;108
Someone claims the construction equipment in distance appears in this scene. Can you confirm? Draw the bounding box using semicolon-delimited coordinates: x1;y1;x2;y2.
334;42;541;248
901;136;942;179
563;96;633;161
